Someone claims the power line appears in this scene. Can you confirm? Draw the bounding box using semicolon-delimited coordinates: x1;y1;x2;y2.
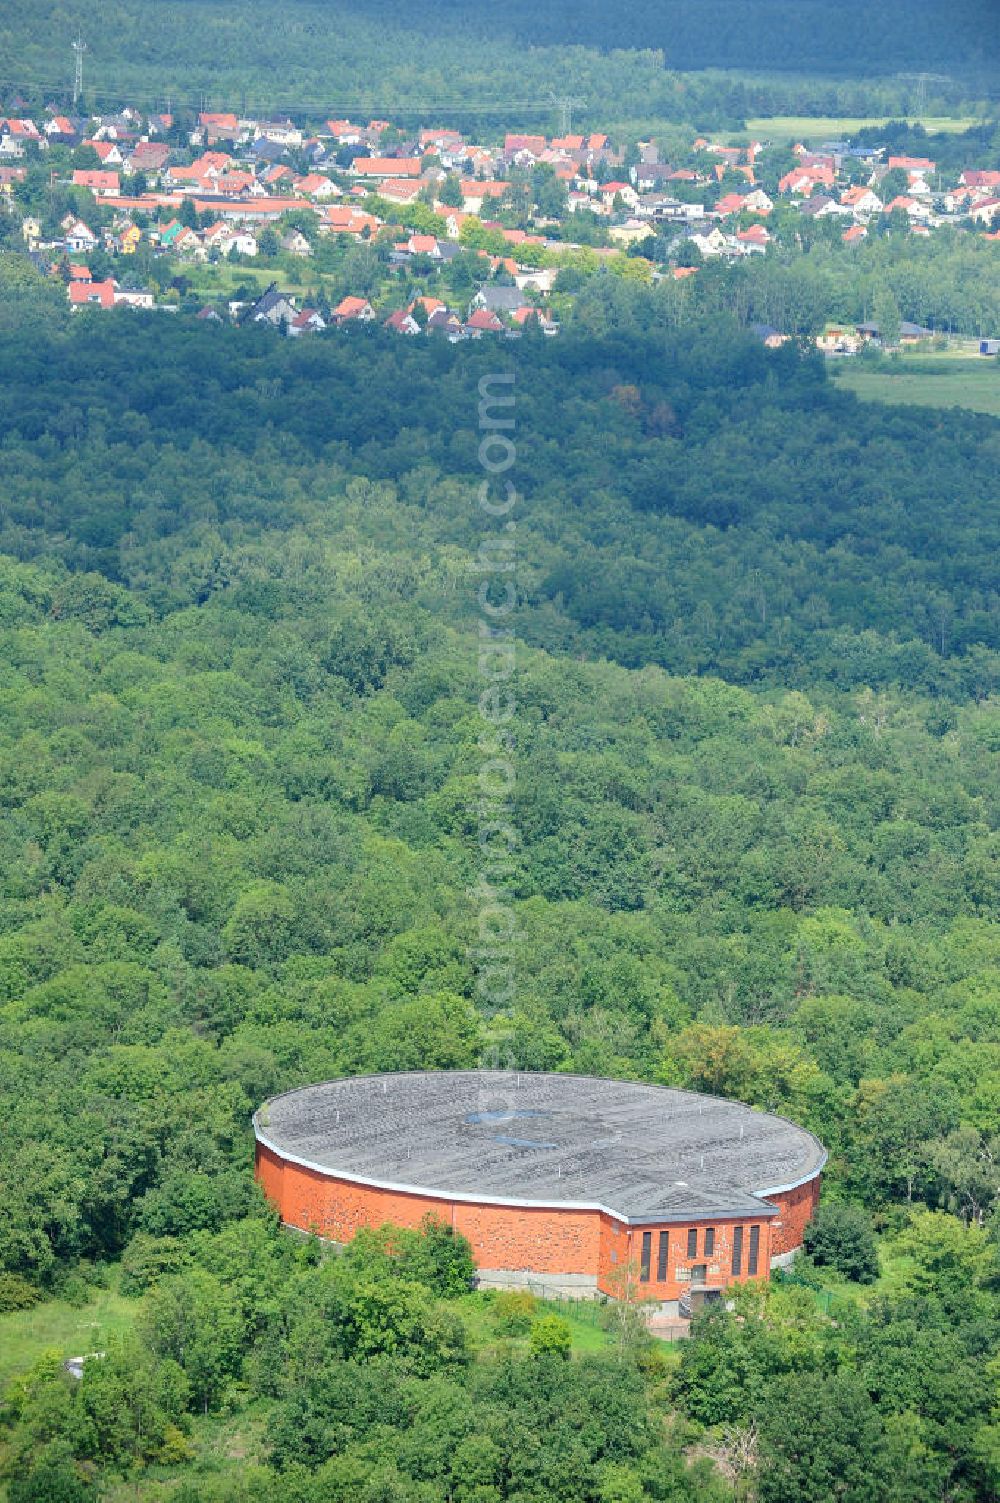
2;64;997;123
0;70;580;118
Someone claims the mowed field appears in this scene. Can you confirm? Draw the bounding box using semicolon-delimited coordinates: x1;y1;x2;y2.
832;355;1000;419
0;1281;138;1393
742;114;983;141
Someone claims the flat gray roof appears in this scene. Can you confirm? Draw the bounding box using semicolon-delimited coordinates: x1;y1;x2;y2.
255;1071;826;1224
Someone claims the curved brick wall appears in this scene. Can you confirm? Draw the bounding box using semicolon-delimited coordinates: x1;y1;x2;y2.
256;1140;821;1300
768;1173;822;1256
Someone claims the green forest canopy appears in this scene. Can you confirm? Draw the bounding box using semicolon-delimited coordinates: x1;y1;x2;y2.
0;299;998;1499
2;0;997;125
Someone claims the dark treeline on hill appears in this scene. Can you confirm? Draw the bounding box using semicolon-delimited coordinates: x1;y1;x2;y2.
431;0;1000;77
0;301;999;1499
3;0;995;126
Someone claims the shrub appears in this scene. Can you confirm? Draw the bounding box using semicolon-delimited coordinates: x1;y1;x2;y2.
492;1290;538;1335
802;1203;879;1283
55;1275;93;1309
529;1313;572;1360
9;1444;96;1503
120;1234;192;1296
397;1215;476;1297
0;1272;42;1313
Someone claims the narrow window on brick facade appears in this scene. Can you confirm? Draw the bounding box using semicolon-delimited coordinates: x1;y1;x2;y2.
687;1227;698;1258
704;1227;715;1256
732;1225;743;1276
640;1230;651;1282
657;1230;669;1281
748;1224;760;1276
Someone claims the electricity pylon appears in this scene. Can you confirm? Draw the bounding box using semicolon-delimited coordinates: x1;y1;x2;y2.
72;37;87;108
549;92;586;136
897;72;951;116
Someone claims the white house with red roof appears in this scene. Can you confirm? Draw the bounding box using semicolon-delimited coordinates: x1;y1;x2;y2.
888;155;935;175
420;127;464;150
63;218;98;253
714;191;746;217
200;112;239;132
2;118;42;141
600;181;640;211
72;169;120;196
970;197;1000;225
384;307;421;334
464;307;505;335
323;206;381;237
504;134;546;160
736;223;771;251
885;195;931;220
460;179;508;213
512;305;556;332
88;140;124;166
294;172;341;200
378;178;424;206
326;120;365;144
841;186;882;217
69;278;116;310
780;165;835;195
353;156;422;179
331;295;376;324
288;308;326;336
404;233;442;258
203;221;259;256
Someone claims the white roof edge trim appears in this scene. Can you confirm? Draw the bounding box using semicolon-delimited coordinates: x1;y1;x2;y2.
755;1149;829;1198
254;1125;787;1226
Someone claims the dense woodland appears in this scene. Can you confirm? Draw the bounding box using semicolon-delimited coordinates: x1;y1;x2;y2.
437;0;1000;77
2;0;996;127
0;269;998;1498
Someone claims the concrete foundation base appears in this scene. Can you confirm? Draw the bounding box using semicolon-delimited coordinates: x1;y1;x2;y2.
770;1248;800;1270
475;1268;601;1298
646;1298;681;1319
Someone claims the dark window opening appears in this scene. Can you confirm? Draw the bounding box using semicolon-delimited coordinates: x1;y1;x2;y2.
704;1227;715;1256
748;1224;760;1276
687;1227;698;1258
657;1231;669;1281
732;1225;743;1276
640;1230;651;1282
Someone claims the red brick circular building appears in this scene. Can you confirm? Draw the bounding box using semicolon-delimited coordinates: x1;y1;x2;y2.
254;1071;825;1312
